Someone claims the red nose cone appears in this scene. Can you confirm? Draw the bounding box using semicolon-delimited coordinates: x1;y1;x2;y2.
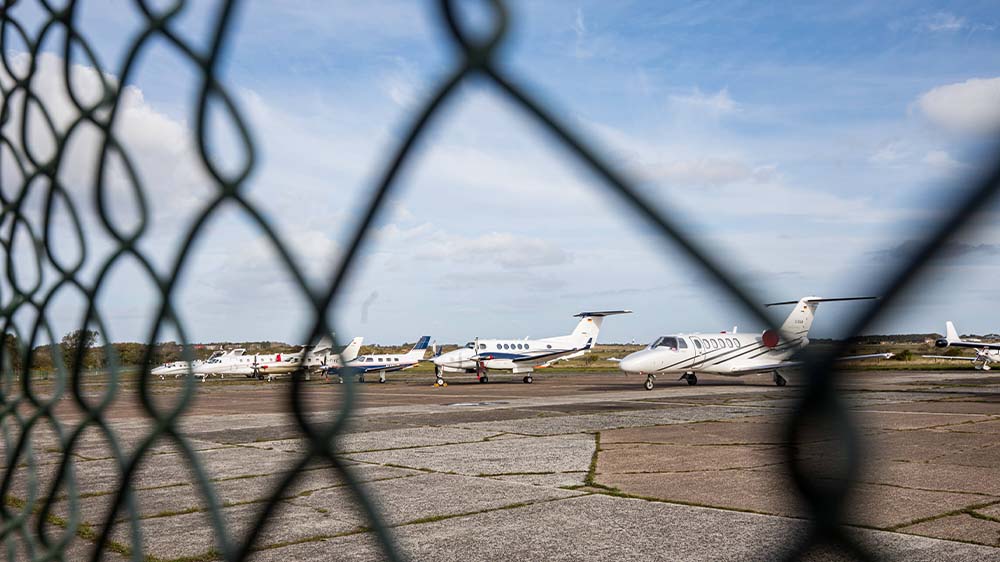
762;330;780;348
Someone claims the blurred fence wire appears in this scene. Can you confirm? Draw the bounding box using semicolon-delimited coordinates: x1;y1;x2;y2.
2;0;1000;561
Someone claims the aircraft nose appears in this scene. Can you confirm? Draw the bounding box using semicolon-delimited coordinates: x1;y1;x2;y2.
619;353;644;374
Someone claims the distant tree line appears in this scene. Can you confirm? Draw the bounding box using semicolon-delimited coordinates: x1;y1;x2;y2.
1;329;301;375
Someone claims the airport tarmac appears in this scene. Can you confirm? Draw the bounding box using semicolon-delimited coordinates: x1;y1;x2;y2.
5;370;1000;561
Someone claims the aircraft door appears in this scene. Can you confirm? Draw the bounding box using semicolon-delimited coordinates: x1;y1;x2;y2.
691;337;703;356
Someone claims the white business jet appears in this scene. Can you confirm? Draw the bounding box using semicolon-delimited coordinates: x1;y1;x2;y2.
431;311;631;386
151;350;224;379
257;337;363;381
618;296;893;390
333;336;431;383
923;321;1000;370
192;348;259;380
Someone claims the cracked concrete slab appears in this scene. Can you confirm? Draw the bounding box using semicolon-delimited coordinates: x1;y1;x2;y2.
246;493;1000;562
347;434;595;476
288;473;581;527
245;427;500;455
900;513;1000;547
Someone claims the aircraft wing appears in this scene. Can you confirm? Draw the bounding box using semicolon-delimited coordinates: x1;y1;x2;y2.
510;347;584;364
922;355;980;361
725;353;894;376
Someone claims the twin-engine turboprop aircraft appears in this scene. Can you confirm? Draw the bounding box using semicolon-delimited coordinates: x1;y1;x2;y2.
923;321;1000;370
430;311;631;387
333;336;431;384
618;296;893;390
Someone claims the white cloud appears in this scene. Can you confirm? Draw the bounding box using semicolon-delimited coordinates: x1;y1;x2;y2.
923;12;966;32
384;226;572;270
669;87;738;116
645;157;776;187
916;77;1000;135
922;149;963;170
869;139;910;165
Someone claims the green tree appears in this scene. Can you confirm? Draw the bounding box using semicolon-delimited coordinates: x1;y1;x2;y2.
3;332;23;378
61;329;99;373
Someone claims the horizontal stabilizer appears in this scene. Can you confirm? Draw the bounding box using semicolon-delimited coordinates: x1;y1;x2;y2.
574;310;633;317
764;296;877;307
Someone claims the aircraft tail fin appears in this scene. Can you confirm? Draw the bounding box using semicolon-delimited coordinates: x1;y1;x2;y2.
340;337;363;362
569;310;632;347
946;321;960;343
765;296;877;338
404;336;431;360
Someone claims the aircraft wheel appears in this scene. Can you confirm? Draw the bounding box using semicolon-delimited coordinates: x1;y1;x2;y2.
774;373;787;387
644;376;654;391
479;375;489;384
523;375;533;384
984;365;992;371
686;374;698;386
357;374;365;383
379;375;386;383
435;377;445;387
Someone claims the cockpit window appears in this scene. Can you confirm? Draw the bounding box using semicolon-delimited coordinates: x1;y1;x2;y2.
677;338;688;349
652;337;679;349
465;342;474;349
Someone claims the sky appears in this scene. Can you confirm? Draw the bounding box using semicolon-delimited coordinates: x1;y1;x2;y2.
3;1;1000;346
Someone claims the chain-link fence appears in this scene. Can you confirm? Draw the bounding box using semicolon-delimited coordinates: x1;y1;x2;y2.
2;0;999;561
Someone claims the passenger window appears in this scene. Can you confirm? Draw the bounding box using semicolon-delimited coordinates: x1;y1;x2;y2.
497;344;501;349
479;344;486;350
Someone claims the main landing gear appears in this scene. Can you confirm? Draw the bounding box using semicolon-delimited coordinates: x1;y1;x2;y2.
522;375;533;384
773;372;787;387
680;372;698;386
434;366;447;387
379;372;386;384
476;361;489;384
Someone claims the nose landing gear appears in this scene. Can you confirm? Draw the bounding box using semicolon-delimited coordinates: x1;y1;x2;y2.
773;372;787;386
644;374;655;391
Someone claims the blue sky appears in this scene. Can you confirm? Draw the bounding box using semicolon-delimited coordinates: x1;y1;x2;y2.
5;1;1000;346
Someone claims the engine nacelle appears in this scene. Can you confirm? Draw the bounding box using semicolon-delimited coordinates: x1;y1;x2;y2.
934;338;949;348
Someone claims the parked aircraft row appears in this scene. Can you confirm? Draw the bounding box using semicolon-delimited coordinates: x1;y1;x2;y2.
150;296;912;389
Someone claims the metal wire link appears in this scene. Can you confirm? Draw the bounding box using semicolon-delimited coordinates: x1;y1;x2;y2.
2;1;999;561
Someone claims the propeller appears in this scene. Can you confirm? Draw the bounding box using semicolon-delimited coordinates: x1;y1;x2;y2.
975;348;993;370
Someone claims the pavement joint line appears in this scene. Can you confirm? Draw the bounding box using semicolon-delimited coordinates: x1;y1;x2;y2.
887;498;1000;532
607;461;788;475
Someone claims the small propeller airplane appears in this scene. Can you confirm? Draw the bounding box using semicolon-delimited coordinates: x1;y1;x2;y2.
617;296;894;390
922;321;1000;371
331;336;431;383
430;311;631;387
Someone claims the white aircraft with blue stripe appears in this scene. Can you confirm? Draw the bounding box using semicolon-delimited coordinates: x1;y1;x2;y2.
430;311;631;386
337;336;431;384
617;296;893;390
